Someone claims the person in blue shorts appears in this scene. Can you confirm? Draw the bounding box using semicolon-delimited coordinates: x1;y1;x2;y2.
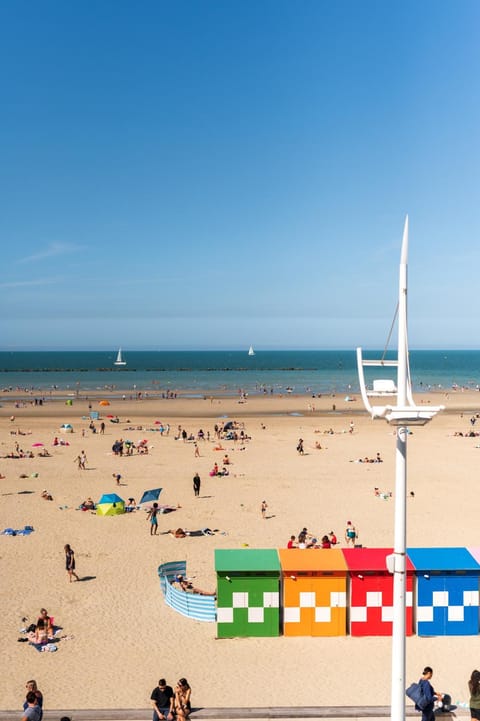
147;503;159;535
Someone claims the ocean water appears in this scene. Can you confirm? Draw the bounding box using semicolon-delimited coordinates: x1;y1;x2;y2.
0;350;479;397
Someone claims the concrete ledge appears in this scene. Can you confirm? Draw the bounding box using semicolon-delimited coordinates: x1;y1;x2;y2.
0;707;468;721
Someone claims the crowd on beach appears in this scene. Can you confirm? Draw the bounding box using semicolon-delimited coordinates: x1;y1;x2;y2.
3;396;416;711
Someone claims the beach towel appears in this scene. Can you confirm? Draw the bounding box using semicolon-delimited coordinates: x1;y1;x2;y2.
2;526;34;536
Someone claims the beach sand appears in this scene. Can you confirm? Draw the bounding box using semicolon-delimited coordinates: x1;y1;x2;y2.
2;391;480;710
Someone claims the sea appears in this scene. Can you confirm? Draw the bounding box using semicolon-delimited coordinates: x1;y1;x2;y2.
0;350;480;398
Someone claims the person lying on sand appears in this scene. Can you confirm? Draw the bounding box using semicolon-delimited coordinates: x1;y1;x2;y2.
41;490;53;501
174;575;215;596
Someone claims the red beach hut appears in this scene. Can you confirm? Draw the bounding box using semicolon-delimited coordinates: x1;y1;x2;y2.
343;548;414;636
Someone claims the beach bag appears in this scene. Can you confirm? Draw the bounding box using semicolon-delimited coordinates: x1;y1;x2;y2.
406;682;428;710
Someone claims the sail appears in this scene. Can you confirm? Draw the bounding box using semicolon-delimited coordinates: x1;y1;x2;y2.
248;345;255;356
114;348;126;366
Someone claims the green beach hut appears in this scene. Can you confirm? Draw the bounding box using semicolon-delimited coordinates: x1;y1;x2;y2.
215;548;281;638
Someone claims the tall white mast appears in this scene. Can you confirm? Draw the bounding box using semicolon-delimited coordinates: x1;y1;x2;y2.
357;217;443;721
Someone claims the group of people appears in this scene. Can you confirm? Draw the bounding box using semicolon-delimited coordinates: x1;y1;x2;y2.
150;677;192;721
287;529;338;549
209;462;229;477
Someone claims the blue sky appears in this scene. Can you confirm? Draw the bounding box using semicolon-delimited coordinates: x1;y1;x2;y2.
1;0;479;350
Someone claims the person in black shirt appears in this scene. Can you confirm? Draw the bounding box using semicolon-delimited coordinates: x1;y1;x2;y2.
151;679;174;721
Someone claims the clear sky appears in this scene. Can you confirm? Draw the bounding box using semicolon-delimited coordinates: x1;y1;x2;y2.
1;0;479;350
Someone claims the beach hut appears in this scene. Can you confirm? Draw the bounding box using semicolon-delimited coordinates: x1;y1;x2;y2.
60;423;74;433
343;548;414;636
408;547;480;636
215;549;280;638
279;549;348;636
96;493;125;516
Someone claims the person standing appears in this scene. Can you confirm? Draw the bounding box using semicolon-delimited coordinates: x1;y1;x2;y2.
261;500;268;519
194;442;200;458
193;472;201;497
21;692;41;721
469;669;480;720
80;450;87;470
147;502;159;535
150;678;174;721
296;438;304;454
64;543;80;582
417;666;442;721
345;521;358;546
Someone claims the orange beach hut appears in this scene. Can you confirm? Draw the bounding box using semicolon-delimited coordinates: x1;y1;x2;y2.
279;549;348;636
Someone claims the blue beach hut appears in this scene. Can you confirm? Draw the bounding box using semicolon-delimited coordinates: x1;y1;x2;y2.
407;547;480;636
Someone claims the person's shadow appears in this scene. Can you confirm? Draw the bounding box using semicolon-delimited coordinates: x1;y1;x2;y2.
77;576;96;582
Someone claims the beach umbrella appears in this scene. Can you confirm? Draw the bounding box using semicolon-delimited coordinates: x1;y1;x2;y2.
139;488;162;505
96;493;125;516
32;442;44;447
99;400;110;406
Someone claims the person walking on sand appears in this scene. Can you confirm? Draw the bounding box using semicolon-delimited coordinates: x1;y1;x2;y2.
147;502;159;535
296;438;304;454
193;472;201;497
345;521;358;546
80;450;87;470
64;543;79;582
468;669;480;720
261;500;268;519
416;666;443;721
194;442;200;458
74;454;82;470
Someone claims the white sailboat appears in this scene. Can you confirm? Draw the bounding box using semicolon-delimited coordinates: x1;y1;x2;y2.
248;345;255;356
114;348;126;366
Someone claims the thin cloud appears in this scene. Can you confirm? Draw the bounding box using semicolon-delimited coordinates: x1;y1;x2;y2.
17;242;84;264
0;278;58;288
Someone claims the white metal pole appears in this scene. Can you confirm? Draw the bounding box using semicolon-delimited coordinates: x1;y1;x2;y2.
391;426;407;721
391;215;409;721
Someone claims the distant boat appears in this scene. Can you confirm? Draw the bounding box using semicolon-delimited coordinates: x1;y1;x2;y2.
114;348;126;366
248;345;255;356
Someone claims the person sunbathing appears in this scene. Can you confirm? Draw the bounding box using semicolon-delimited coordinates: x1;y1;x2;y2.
80;497;95;510
175;575;215;596
170;528;187;538
37;608;54;636
34;619;48;645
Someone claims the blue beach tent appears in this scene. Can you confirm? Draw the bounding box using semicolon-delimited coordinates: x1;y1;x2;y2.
407;547;480;636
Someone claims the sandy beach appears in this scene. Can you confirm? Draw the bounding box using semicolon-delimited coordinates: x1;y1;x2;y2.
2;390;480;711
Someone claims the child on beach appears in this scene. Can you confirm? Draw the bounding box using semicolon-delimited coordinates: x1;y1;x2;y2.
147;503;159;535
